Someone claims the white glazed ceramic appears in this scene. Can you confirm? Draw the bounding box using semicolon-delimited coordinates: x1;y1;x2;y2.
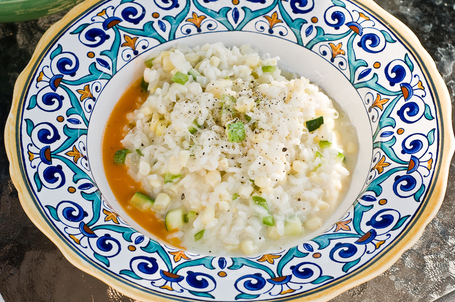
6;0;454;301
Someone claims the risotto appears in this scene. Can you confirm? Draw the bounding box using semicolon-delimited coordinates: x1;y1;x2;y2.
109;43;356;255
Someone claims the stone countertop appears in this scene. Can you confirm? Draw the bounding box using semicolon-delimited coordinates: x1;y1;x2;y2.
0;0;454;301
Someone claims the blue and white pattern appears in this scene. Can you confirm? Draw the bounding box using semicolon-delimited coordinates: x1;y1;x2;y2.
17;0;440;300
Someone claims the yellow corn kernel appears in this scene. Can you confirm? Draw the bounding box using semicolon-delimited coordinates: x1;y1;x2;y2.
205;170;221;187
254;176;271;188
201;205;215;225
267;226;281;240
167;156;181;175
154;193;171;210
240;240;258;255
218;158;229;170
210;56;221;68
155;122;166;136
163;56;174;72
218;200;230;212
306;216;323;231
149;113;160;132
291;160;307;174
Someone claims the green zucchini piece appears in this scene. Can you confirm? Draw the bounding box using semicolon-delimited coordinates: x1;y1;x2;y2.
164;172;182;184
336;152;345;162
232;193;239;200
165;208;184;231
130;192;154;211
114;149;130;164
183;211;197;223
140;77;148;91
188;68;202;80
262;215;275;226
306;116;324;132
262;65;276;73
194;229;205;241
252;196;275;226
171;71;189;85
318;140;332;149
188;120;201;134
227;121;246;142
144;57;155;68
284;215;303;236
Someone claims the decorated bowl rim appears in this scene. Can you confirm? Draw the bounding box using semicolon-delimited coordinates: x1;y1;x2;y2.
5;0;454;301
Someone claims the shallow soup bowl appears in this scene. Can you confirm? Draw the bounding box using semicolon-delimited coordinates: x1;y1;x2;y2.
5;0;454;301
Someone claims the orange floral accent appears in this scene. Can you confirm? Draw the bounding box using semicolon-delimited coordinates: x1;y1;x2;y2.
103;209;119;224
264;12;282;29
417;80;424;90
358;12;370;20
371;94;389;110
77;84;94;101
121;35;138;51
28;151;35;161
281;289;295;295
170;250;190;262
37;71;45;82
335;219;352;232
186;12;206;29
375;240;385;249
69;234;80;244
160;285;173;291
97;9;107;16
374;155;390;174
329;43;345;59
427;158;433;170
66;146;83;163
258;254;281;264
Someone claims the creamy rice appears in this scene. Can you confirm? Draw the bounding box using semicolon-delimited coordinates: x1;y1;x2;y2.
121;42;355;255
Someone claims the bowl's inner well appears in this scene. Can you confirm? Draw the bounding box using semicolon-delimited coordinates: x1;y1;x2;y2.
88;31;373;255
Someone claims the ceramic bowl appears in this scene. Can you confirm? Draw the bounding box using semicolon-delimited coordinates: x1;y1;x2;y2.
5;0;454;301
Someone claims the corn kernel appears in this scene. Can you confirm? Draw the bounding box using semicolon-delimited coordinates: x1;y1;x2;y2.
205;170;221;187
149;113;160;132
238;184;253;199
201;205;215;225
139;161;151;176
291;160;307;174
240;240;258;255
155;122;166;136
218;158;229;170
163;56;174;72
306;216;323;231
210;56;221;68
267;226;281;240
218;200;230;212
179;150;190;168
148;174;161;188
317;201;329;211
254;176;271;188
167;156;181;175
154;193;171;210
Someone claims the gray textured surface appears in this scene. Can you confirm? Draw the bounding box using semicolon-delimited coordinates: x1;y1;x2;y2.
0;0;454;301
